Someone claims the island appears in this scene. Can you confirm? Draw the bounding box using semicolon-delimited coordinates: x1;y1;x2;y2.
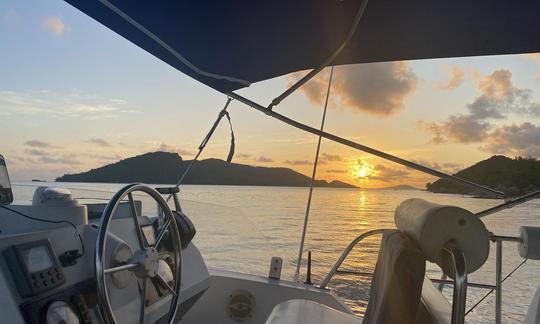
56;151;357;188
373;184;421;191
426;155;540;197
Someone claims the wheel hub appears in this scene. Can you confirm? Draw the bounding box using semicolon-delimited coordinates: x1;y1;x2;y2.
131;247;160;278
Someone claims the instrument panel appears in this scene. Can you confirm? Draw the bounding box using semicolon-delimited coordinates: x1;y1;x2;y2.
3;239;65;297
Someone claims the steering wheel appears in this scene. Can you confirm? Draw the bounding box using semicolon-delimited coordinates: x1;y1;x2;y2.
95;183;182;324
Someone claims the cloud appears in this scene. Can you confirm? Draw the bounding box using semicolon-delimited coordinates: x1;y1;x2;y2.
283;159;311;166
412;160;463;174
110;98;127;105
25;149;50;157
526;53;540;80
420;115;492;144
481;123;540;157
422;69;540;144
440;67;465;91
443;162;462;169
41;16;66;36
523;53;540;63
292;62;418;116
472;70;539;117
368;164;410;182
412;159;443;171
8;155;27;163
87;138;112;147
0;90;134;120
255;156;274;163
282;153;341;166
326;169;348;174
156;143;194;156
24;140;57;148
320;153;342;162
81;152;122;161
22;148;80;166
39;155;81;165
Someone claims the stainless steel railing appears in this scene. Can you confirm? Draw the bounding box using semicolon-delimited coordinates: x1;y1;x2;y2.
319;228;391;289
444;241;468;324
319;230;521;324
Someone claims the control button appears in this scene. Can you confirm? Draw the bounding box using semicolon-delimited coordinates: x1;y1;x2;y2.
40;272;45;279
56;273;63;280
31;274;37;280
47;270;52;276
50;278;55;284
54;267;60;272
42;280;48;287
33;281;41;288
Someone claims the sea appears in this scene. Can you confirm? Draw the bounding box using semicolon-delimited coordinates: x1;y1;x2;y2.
10;182;540;323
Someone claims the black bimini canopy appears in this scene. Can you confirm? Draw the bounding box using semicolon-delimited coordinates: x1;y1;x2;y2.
66;0;540;93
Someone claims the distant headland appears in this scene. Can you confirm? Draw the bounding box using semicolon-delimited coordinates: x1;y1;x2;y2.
56;151;357;188
426;155;540;197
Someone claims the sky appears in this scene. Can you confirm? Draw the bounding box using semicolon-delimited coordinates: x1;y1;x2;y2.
1;1;539;188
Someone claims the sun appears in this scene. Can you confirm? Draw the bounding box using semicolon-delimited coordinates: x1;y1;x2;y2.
351;160;374;180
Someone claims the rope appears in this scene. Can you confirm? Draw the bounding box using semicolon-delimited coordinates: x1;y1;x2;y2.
173;97;234;187
465;259;528;316
294;66;334;282
222;111;235;163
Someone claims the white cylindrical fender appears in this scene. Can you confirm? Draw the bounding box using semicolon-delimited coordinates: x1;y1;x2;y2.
519;226;540;260
395;198;490;275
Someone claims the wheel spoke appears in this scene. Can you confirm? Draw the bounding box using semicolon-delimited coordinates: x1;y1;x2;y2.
139;276;147;324
156;273;177;297
154;218;172;247
104;263;139;274
128;193;146;248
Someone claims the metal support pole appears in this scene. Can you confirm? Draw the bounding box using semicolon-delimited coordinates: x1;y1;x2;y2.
319;229;390;289
495;240;502;324
334;270;496;290
445;242;468;324
490;234;521;243
227;91;504;198
438;273;448;291
431;278;495;290
476;189;540;218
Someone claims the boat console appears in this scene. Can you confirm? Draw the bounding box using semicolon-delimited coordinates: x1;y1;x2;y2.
0;162;210;324
0;223;210;323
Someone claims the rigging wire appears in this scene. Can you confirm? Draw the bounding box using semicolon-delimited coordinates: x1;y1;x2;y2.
465;259;528;316
294;66;334;282
268;0;370;109
0;205;85;258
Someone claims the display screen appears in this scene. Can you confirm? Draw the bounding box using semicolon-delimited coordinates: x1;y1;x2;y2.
0;164;10;189
142;225;156;245
20;245;54;272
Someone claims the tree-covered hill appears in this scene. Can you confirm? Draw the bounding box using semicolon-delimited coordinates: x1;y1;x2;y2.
56;151;357;188
426;155;540;197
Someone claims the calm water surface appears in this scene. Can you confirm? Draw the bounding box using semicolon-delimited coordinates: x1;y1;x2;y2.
11;182;540;323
